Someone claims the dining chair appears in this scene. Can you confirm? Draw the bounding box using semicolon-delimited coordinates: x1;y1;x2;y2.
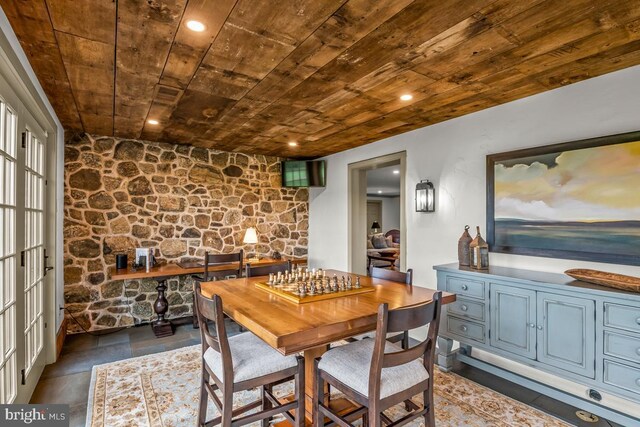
372;267;413;348
350;267;414;349
314;292;442;427
245;260;291;277
194;282;305;427
192;250;244;328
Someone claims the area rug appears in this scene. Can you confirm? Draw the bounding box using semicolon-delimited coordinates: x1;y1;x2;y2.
86;344;570;426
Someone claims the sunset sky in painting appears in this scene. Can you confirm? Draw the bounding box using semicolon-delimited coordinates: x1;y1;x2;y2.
494;140;640;222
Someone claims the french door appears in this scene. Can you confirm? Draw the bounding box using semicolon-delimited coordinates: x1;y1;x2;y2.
0;99;18;404
0;87;48;403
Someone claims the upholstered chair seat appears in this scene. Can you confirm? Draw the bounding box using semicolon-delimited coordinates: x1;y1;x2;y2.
314;292;443;427
204;332;298;383
318;339;429;399
194;283;305;427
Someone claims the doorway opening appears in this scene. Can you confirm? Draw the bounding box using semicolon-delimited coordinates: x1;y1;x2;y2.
348;152;406;275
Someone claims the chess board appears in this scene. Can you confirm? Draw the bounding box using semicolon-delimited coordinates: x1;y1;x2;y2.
255;281;374;304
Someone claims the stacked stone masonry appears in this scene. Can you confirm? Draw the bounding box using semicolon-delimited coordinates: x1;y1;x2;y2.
64;133;308;333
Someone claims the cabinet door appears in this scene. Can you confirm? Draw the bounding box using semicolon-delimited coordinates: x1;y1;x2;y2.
490;284;536;359
537;293;595;378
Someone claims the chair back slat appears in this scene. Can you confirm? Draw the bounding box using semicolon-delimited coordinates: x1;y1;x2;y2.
382;340;429;368
204;250;244;281
368;292;442;401
194;282;233;383
385;300;436;333
245;261;291;277
370;267;412;285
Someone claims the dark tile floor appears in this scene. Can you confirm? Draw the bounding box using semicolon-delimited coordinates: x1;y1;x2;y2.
32;324;623;427
452;363;624;427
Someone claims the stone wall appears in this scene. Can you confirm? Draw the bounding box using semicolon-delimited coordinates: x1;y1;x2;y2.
64;133;308;332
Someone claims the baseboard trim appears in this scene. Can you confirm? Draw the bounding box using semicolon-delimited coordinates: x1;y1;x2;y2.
457;352;638;426
56;318;67;359
65;315;194;335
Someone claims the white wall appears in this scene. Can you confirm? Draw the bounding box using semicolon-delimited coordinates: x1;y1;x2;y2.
310;65;640;283
367;196;400;232
309;64;640;416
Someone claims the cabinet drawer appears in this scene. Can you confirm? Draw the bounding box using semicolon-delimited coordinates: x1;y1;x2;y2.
446;316;485;343
604;303;640;334
603;359;640;396
445;276;485;300
604;331;640;365
448;298;485;321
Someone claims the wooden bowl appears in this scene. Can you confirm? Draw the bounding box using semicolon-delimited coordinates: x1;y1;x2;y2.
565;269;640;293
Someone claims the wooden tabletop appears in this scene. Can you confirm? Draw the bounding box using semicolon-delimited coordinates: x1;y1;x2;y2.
110;257;307;280
200;269;456;355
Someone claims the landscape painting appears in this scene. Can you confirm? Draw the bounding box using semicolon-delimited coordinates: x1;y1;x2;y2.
486;131;640;266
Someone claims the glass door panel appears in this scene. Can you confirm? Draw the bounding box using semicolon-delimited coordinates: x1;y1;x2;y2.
23;130;44;379
0;103;17;403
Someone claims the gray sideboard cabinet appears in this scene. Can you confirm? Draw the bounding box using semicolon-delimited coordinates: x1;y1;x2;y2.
434;263;640;426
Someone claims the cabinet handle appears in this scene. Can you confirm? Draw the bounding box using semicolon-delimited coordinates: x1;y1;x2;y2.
537;325;543;330
636;317;640;325
460;325;468;332
528;323;536;328
460;304;468;311
461;284;468;291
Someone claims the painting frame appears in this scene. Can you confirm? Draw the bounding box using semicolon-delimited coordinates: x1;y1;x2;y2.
486;130;640;266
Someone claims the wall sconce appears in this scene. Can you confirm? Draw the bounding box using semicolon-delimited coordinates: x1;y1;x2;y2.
416;179;435;212
371;221;381;234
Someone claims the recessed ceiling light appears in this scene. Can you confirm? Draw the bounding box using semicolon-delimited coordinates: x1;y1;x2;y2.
393;170;400;174
147;119;159;125
288;141;298;147
377;190;382;194
400;94;413;101
186;20;206;32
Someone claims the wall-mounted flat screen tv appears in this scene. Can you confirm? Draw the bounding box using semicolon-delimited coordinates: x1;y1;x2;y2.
281;160;326;187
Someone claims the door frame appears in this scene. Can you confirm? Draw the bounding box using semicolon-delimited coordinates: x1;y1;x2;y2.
347;151;406;275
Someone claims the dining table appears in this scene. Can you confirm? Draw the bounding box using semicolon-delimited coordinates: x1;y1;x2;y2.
199;268;456;425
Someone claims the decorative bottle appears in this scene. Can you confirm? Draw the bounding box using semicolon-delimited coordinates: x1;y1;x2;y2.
457;225;472;267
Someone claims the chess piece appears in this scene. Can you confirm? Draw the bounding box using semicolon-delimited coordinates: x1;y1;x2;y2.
355;276;361;288
299;285;306;298
309;281;316;295
346;276;352;290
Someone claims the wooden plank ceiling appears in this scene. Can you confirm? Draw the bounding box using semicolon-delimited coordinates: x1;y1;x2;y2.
3;0;640;158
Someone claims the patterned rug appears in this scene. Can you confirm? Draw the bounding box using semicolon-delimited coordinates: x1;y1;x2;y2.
86;345;570;426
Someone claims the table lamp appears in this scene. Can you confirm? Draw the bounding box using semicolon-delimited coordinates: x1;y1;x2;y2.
243;227;260;262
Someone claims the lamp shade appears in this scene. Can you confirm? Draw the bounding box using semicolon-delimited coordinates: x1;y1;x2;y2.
243;227;258;244
371;221;381;232
416;180;435;212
